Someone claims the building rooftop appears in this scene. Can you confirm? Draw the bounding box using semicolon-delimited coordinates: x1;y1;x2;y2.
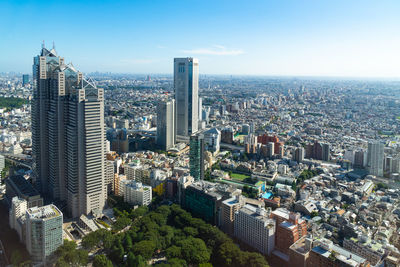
313;238;367;266
27;204;61;220
348;237;385;254
238;204;275;226
7;175;40;197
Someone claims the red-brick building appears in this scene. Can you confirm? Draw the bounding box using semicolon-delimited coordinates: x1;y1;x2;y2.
257;134;283;154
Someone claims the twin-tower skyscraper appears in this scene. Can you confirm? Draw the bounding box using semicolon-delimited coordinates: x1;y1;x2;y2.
32;45;106;218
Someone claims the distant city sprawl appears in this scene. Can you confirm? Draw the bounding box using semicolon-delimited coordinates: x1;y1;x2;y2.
1;51;400;267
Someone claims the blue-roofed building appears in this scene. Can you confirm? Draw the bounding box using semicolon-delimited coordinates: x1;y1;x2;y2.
309;238;369;267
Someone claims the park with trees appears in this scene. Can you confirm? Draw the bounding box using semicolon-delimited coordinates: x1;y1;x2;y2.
55;203;270;267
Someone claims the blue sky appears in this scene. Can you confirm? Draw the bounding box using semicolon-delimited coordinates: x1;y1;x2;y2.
1;0;400;77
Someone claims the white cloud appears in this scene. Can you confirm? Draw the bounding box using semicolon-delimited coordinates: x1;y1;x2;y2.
182;46;244;56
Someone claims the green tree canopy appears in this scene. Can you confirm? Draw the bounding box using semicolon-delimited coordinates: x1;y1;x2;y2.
133;240;156;259
93;254;113;267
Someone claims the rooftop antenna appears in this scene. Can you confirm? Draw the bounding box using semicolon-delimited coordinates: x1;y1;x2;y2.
42;40;45;49
52;41;55;50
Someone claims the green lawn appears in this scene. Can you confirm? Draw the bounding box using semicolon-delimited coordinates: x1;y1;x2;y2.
230;172;250;181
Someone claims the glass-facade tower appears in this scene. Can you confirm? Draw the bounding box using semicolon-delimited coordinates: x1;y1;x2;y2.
174;58;199;136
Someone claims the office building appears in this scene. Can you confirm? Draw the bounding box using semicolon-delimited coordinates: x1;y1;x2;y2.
181;180;240;225
156;99;176;150
367;141;384;177
22;74;29;86
26;205;63;263
31;45;106;217
203;128;221;154
5;175;43;208
124;160;151;184
174;57;199;136
234;205;276;256
123;180;152;206
189;133;205;180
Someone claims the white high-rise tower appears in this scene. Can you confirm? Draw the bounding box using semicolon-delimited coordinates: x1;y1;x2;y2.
174;58;199;136
157;99;175;150
367;141;384;177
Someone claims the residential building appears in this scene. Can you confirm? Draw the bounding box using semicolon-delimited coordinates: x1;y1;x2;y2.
124;160;151;184
9;197;27;242
221;195;245;235
234;204;276;256
309;238;369;267
293;147;305;163
367;141;384;177
123;180;152;206
343;237;385;266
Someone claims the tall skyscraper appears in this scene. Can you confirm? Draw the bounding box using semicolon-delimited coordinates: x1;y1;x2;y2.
174;58;199;136
367;141;384;177
198;97;203;121
32;45;106;217
156;99;175;150
189;133;205;180
22;74;29;86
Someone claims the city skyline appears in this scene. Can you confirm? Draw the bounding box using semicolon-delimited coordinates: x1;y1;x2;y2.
1;0;400;77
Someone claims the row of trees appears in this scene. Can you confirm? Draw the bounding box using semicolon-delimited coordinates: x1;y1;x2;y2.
57;203;270;266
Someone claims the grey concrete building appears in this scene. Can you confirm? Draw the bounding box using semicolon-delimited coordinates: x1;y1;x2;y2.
32;45;106;217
